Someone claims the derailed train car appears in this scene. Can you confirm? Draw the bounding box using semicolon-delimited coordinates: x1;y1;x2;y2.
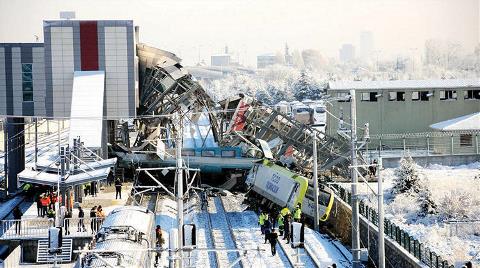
246;159;334;223
77;206;156;268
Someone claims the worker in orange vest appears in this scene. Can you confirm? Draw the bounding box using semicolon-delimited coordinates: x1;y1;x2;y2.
40;194;50;217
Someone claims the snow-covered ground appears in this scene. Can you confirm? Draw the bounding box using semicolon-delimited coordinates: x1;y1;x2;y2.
346;161;480;266
156;193;352;268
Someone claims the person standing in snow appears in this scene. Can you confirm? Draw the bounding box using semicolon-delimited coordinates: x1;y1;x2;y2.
277;213;284;236
283;214;291;243
267;229;278;256
293;204;302;222
258;211;268;234
264;217;272;244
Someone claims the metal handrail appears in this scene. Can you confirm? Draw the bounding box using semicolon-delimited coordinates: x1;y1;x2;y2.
1;217;103;239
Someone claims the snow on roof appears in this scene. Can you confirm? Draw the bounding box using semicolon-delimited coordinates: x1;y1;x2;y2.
430;112;480;131
328;79;480;91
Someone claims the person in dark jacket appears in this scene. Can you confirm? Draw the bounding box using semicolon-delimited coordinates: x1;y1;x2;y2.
267;229;278;256
13;206;22;234
78;207;86;232
264;218;272;244
115;179;122;199
90;181;97;197
90;206;97;233
283;214;291;243
64;209;72;235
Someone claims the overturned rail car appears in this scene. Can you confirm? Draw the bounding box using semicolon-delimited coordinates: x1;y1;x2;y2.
245;159;334;223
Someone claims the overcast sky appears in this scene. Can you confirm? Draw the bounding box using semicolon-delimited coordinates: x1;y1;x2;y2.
0;0;478;67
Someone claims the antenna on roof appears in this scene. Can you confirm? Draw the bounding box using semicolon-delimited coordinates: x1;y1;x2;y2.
60;11;76;20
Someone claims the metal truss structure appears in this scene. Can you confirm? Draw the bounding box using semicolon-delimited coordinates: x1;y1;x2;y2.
115;44;364;179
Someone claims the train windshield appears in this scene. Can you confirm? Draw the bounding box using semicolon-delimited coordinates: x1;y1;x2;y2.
315;107;326;113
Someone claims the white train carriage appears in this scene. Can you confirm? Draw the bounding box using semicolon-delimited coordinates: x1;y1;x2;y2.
79;206;156;268
247;160;334;223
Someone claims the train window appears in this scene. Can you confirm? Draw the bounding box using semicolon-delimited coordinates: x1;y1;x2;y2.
440;90;457;100
389;91;405;101
201;150;216;157
295;107;310;113
337;92;350;102
361;92;378;102
221;150;236;157
464;90;480;100
182;150;195;156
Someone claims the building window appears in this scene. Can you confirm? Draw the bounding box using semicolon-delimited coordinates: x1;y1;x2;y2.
389;91;405;101
464;90;480;100
460;134;473;147
337;92;350;102
21;63;33;101
361;92;378;102
440;90;457;100
412;91;429;101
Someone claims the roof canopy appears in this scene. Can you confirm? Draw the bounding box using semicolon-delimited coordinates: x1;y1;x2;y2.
328;79;480;91
430;112;480;131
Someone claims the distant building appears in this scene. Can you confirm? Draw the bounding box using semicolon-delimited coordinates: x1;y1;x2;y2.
211;54;231;67
326;79;480;136
211;45;233;67
339;44;355;62
257;53;277;69
284;43;293;66
359;31;374;60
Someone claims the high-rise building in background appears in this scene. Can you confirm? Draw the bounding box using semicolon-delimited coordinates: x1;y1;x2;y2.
211;45;231;66
359;31;374;61
339;43;355;62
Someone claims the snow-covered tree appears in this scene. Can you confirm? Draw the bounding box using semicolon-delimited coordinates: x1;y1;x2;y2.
392;153;423;195
292;71;323;101
391;153;437;216
438;190;473;220
417;188;437;216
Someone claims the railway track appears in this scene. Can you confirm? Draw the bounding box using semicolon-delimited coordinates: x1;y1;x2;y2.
206;196;241;268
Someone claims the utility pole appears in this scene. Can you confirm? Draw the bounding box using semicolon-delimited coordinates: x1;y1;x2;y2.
377;158;385;268
350;89;361;268
312;131;319;231
176;113;184;268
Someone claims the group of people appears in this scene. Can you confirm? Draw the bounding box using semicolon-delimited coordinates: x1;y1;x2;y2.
89;205;106;234
258;203;303;256
35;191;60;218
82;181;98;197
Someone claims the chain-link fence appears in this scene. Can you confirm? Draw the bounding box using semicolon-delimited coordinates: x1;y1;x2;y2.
332;185;455;268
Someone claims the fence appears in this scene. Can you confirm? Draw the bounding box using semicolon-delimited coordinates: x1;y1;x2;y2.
331;185;455;268
445;220;480;237
1;217;102;239
365;132;480;158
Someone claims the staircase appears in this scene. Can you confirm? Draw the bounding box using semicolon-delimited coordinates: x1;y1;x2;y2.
36;238;73;263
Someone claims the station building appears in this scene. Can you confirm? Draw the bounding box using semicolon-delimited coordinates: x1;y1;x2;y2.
0;19;138;194
0;20;137;118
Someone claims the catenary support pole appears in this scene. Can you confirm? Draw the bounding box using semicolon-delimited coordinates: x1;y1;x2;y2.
350;89;361;268
312;131;319;231
377;158;385;268
176;113;184;268
34;117;38;167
